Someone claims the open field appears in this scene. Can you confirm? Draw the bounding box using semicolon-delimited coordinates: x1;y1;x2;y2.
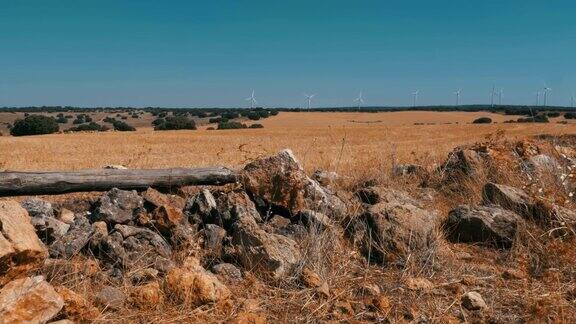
0;111;573;178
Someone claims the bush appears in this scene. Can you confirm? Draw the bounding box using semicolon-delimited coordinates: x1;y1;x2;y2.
249;123;264;128
10;115;59;136
547;112;561;118
56;116;68;124
103;116;116;123
247;112;261;120
151;118;165;126
67;122;109;132
564;112;576;119
218;121;247;129
517;114;549;123
112;120;136;131
154;116;196;131
472;117;492;124
270;110;279;116
209;117;222;124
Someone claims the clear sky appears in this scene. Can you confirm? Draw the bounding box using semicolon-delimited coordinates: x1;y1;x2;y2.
1;0;575;108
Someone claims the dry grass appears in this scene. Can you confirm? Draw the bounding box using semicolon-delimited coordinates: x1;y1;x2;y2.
2;111;576;322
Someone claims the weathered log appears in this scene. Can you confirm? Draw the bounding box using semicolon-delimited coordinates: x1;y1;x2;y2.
0;167;237;196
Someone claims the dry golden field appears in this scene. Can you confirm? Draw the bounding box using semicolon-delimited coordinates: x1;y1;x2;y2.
0;111;573;177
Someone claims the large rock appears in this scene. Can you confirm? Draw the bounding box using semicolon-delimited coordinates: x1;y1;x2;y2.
203;224;227;257
94;285;126;310
349;188;437;265
533;202;576;237
98;224;173;272
0;276;63;323
49;216;94;259
0;201;48;287
92;188;144;224
165;257;230;305
242;149;346;218
231;206;301;279
482;182;534;217
22;198;69;244
55;286;99;321
442;148;484;178
184;189;218;224
444;205;523;248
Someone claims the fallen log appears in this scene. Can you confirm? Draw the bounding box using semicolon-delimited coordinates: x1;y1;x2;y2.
0;167;237;196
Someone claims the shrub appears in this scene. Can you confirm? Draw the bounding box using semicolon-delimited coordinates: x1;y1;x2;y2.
270;110;279;116
206;127;215;130
218;121;247;129
209;117;222;124
249;123;264;128
517;114;549;123
72;118;84;124
112;120;136;131
154;116;196;131
131;113;139;118
152;118;165;126
56;116;68;124
10;115;59;136
67;122;109;132
65;115;73;119
121;116;128;120
247;112;261;120
564;112;576;119
472;117;492;124
547;112;561;118
103;116;117;123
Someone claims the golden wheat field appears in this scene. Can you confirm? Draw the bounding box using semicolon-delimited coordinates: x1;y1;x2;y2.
0;111;572;176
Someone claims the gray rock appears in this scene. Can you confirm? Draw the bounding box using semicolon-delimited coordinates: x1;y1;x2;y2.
21;198;54;219
299;209;332;230
99;224;173;272
90;221;108;247
203;224;227;257
482;182;534;217
231;205;301;279
212;190;263;229
22;198;69;244
443;148;484;177
49;216;94;258
185;189;218;224
94;286;126;310
211;263;242;282
444;205;523;248
350;188;437;265
355;187;381;205
461;291;487;311
92;188;144;224
526;154;560;175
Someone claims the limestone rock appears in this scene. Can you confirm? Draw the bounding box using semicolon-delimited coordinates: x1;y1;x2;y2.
55;286;99;321
92;188;144;224
461;291;487;311
0;276;63;323
444;205;523;248
0;201;48;287
350;188;437;265
165;260;230;305
231;210;301;279
22;198;69;244
242;149;346;218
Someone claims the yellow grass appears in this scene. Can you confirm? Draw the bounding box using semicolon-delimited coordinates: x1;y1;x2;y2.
0;112;572;176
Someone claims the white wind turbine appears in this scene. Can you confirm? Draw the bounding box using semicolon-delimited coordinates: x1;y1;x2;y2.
245;90;257;109
535;91;540;106
571;94;575;108
354;91;364;110
543;85;551;107
498;89;503;105
412;90;419;107
454;89;461;106
490;84;496;107
303;93;315;109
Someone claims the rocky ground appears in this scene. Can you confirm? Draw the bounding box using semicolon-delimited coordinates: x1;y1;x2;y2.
1;134;576;323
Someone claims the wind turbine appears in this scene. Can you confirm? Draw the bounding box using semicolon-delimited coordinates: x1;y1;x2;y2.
535;91;540;106
412;90;419;107
498;89;503;105
571;94;575;108
245;90;257;109
354;91;364;110
490;85;496;107
454;89;461;106
543;86;551;107
303;93;315;109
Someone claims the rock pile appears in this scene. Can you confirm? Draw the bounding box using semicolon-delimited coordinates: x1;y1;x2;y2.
0;149;346;321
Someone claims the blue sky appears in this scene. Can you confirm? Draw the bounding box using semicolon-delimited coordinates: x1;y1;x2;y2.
1;0;575;107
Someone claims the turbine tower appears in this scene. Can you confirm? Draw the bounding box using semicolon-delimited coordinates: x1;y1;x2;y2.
535;92;540;106
571;94;575;108
490;85;496;107
303;93;315;109
498;89;503;105
412;90;419;107
245;90;257;109
543;86;551;107
354;91;364;110
454;89;461;106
